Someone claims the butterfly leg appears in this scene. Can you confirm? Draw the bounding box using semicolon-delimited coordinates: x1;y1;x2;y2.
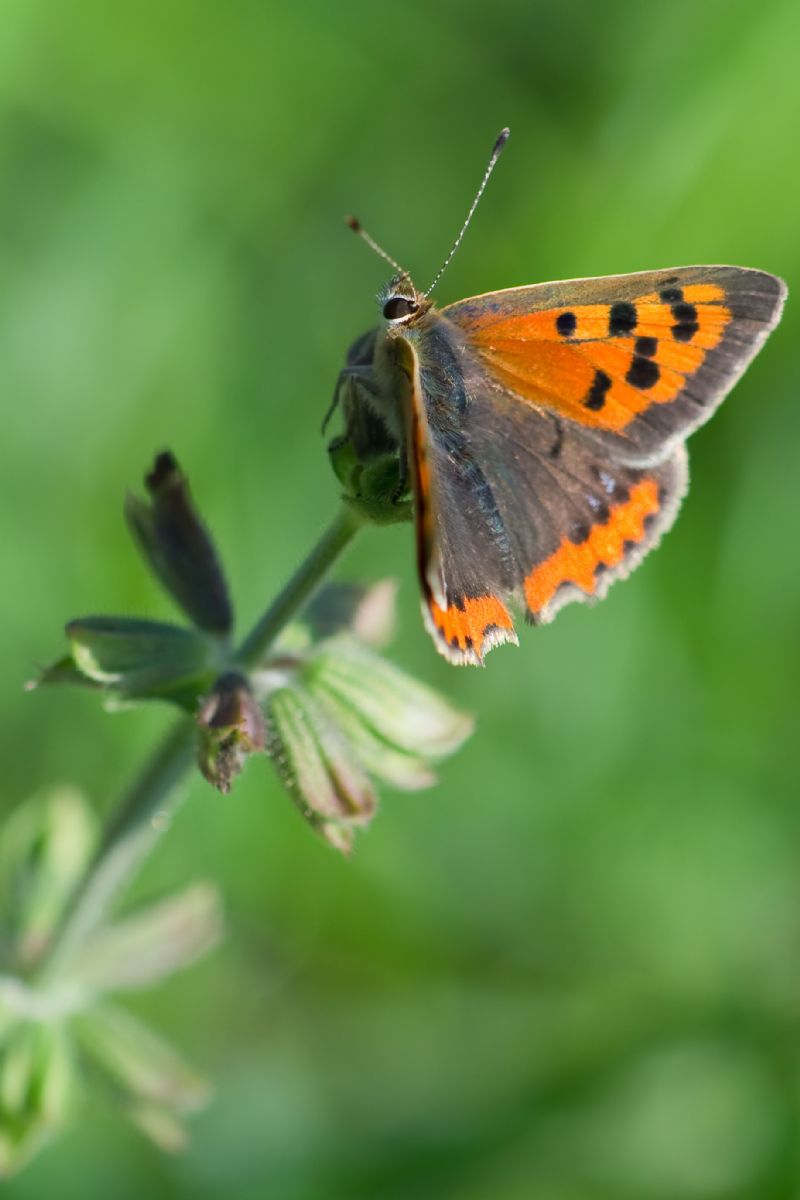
325;368;397;464
322;365;378;441
391;433;409;504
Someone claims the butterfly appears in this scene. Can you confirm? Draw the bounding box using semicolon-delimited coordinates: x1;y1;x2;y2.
331;129;787;665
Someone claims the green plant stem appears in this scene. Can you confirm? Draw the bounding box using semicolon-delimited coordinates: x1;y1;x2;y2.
235;504;361;667
41;720;196;982
40;504;362;981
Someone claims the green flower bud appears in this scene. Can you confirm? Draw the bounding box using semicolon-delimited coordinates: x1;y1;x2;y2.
125;450;233;635
306;638;475;760
328;440;411;528
0;787;96;971
265;685;376;854
0;1019;77;1178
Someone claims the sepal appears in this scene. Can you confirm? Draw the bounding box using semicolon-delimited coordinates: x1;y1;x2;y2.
73;882;223;994
64;617;220;709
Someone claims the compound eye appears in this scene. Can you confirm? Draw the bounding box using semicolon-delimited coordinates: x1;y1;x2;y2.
383;296;417;320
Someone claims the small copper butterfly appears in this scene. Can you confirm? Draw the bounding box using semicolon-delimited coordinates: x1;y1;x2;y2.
332;129;787;665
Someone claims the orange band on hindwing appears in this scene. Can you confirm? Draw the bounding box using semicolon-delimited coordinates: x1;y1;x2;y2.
428;592;515;659
524;478;661;617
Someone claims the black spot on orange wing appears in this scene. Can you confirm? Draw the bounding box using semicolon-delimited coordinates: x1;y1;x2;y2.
556;311;577;337
608;301;637;336
584;369;612;411
626;355;660;389
671;301;699;342
634;336;657;357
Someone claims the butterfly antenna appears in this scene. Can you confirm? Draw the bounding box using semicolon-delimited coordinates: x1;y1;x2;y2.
346;215;408;277
424;127;510;297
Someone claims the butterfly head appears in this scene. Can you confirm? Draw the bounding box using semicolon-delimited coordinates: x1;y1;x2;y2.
379;274;431;327
348;128;510;331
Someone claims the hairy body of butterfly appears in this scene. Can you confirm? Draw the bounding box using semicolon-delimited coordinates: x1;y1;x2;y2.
333;265;786;665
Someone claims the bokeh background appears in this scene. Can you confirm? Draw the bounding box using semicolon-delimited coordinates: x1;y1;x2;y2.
3;0;800;1196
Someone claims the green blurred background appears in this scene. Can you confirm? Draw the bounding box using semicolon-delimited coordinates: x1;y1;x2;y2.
2;0;800;1195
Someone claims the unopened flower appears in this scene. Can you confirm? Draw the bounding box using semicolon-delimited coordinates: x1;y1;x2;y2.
125;451;233;635
258;581;474;853
197;672;266;794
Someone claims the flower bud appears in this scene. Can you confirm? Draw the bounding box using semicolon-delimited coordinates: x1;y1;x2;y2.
125;451;233;635
265;685;376;854
0;787;96;971
197;672;266;794
328;428;411;527
0;1020;77;1177
307;638;475;761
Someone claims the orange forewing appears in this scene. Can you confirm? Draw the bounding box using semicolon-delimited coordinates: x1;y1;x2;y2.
454;284;732;433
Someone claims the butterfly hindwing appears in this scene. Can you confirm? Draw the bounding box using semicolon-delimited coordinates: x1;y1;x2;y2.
461;383;689;625
443;266;786;464
401;333;518;665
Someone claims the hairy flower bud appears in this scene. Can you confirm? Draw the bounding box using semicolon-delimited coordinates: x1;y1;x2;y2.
197;672;266;794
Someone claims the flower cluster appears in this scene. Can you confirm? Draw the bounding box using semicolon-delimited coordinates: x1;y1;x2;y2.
35;452;473;851
10;451;474;1173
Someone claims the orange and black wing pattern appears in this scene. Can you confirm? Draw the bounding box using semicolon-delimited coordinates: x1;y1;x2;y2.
401;266;784;665
444;266;786;463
